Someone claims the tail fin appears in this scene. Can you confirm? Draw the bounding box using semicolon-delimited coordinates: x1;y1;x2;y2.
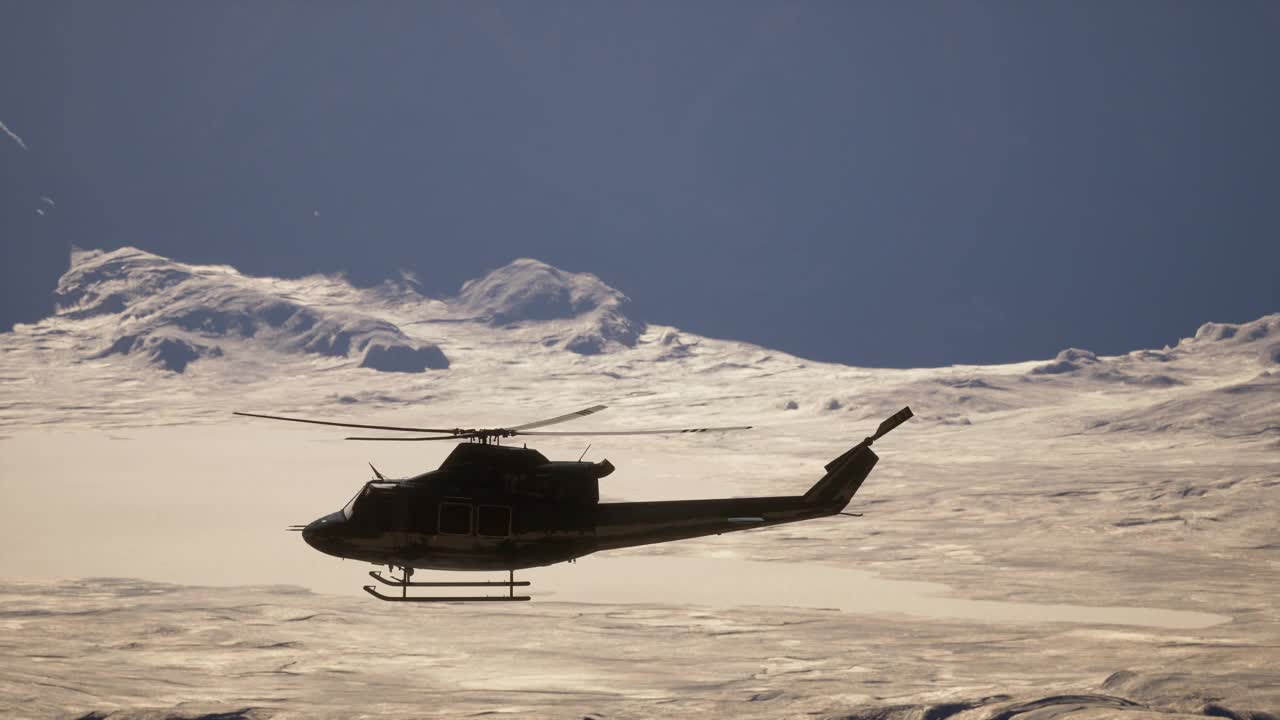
802;406;912;511
803;446;879;508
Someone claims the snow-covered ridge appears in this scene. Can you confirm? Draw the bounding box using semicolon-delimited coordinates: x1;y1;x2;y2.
38;247;647;374
2;246;1276;445
1186;315;1280;365
36;246;1280;377
54;247;449;373
1026;313;1280;381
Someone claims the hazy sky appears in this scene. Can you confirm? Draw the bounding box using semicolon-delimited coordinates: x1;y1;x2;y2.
3;1;1277;367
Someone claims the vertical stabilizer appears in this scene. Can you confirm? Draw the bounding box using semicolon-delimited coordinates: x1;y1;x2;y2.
802;406;911;510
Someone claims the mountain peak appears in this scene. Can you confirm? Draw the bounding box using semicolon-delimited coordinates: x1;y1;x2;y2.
454;258;643;354
57;246;231;318
455;258;629;324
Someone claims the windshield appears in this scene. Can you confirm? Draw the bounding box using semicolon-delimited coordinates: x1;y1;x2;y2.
342;482;399;520
342;487;362;520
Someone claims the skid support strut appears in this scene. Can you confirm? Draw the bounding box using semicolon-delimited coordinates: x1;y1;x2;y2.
363;567;531;602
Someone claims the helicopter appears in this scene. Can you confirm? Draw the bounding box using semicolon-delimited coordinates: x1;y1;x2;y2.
234;404;912;602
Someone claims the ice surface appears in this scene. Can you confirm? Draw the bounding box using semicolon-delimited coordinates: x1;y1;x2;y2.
0;249;1276;718
0;578;1273;719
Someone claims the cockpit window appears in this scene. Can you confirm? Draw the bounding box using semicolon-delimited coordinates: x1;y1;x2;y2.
342;488;362;520
342;482;399;521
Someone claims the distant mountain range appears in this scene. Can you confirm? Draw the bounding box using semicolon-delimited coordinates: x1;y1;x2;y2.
1;247;1275;444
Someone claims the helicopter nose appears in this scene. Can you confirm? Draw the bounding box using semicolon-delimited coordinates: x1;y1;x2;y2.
301;511;346;550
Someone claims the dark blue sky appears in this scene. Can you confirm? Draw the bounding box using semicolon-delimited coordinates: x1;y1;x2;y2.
3;2;1277;367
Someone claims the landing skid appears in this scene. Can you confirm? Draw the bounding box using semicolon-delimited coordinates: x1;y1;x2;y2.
363;567;531;602
362;586;530;602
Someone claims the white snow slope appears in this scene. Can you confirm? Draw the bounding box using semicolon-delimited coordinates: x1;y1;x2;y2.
0;248;1276;719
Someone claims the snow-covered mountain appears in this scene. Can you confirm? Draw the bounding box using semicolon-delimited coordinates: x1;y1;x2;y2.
454;257;643;354
36;248;645;375
54;247;449;373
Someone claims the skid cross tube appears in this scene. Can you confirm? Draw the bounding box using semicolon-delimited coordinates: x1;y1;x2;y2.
368;571;530;588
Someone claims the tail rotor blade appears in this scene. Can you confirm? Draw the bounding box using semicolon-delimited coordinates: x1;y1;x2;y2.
823;406;914;473
871;406;914;442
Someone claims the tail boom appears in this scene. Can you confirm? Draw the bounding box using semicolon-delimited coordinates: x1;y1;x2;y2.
589;406;910;553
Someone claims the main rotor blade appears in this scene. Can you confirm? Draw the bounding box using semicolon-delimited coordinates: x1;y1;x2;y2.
506;404;609;432
517;425;753;437
234;411;460;434
345;434;482;442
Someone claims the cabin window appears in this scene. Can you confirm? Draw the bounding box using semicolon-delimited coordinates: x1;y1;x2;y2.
476;505;511;538
438;502;472;535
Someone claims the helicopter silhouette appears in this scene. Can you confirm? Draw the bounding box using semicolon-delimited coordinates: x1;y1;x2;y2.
235;404;912;601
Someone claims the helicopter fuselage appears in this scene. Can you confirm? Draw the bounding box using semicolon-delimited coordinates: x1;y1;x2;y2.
300;441;881;571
